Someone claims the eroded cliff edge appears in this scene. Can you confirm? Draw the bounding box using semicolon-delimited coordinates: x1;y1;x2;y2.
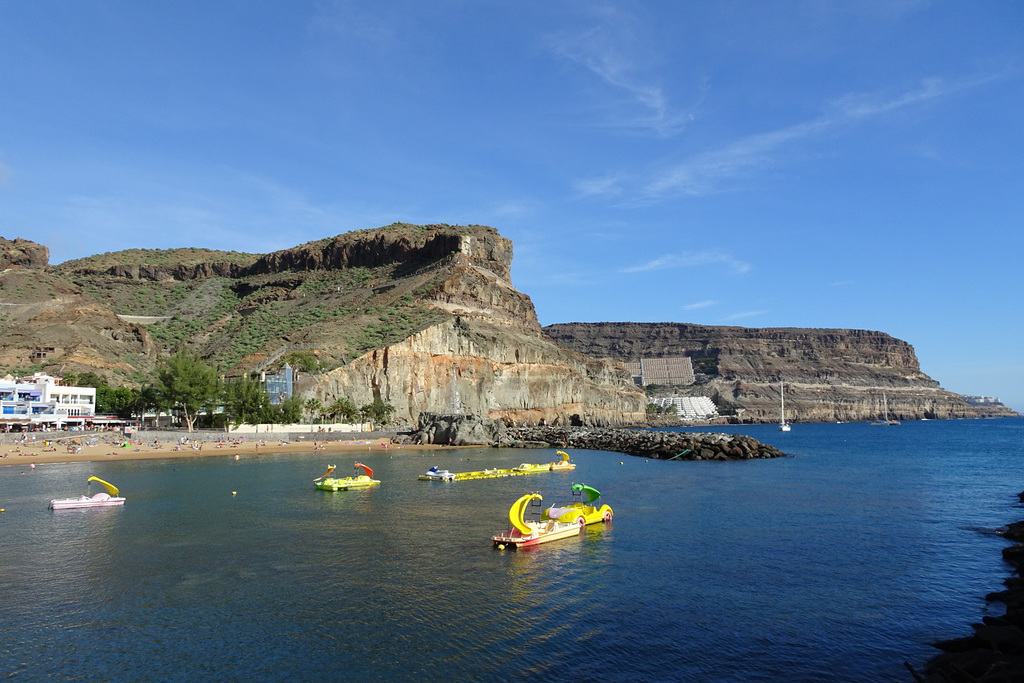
543;322;1016;422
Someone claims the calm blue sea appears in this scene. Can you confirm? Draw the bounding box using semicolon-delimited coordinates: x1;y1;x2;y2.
1;418;1022;682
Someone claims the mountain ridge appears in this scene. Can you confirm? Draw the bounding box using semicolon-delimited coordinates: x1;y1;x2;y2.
0;226;1012;424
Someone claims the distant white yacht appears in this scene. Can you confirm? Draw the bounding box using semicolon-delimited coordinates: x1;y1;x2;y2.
778;381;791;431
870;392;901;426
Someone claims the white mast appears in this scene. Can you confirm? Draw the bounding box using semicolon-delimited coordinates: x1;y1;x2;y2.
778;381;791;431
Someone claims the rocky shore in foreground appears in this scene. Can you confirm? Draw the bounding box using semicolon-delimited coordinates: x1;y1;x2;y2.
912;492;1024;682
506;425;786;461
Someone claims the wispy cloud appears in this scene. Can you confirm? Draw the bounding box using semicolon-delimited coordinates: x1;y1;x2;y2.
550;6;691;136
573;174;626;198
0;158;13;186
621;250;751;274
645;75;994;198
723;310;767;321
683;299;716;310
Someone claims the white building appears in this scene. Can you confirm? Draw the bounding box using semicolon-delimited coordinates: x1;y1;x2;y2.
649;395;719;420
0;372;97;430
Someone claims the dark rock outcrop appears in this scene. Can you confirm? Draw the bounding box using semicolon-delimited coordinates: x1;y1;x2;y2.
506;426;785;461
0;237;48;270
914;493;1024;681
247;224;514;282
412;412;507;445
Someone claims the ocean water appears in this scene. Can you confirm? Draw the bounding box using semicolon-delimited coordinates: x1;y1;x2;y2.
1;418;1022;681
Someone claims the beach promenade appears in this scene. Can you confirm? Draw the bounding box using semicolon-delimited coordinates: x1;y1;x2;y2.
0;429;440;467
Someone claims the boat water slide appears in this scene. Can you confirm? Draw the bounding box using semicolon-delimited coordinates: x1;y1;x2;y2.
572;484;601;504
353;462;373;478
87;476;120;497
314;465;337;482
509;493;541;535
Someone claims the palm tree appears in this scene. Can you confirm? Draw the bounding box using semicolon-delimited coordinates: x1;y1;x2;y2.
327;397;359;423
304;397;323;425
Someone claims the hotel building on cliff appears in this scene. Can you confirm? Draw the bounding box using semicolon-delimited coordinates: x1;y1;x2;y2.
624;357;696;387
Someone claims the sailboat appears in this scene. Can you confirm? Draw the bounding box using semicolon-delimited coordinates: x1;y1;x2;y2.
870;392;901;426
778;382;791;431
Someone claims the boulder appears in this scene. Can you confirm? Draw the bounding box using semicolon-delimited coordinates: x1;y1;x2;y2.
413;412;507;445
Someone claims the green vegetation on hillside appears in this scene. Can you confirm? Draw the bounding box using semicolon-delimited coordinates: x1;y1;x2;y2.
54;247;258;272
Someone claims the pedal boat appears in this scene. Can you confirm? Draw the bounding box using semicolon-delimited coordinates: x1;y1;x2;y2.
420;466;455;481
419;467;520;481
542;484;613;526
491;493;585;549
511;463;550;474
50;476;125;510
548;451;576;472
314;463;380;491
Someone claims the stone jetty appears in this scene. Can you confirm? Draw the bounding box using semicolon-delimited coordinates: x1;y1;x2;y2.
910;491;1024;682
506;425;786;461
410;414;786;460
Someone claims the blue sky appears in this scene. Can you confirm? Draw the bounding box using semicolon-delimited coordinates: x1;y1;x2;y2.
1;1;1022;410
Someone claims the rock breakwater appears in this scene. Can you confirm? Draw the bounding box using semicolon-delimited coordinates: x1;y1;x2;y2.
506;426;786;461
914;491;1024;682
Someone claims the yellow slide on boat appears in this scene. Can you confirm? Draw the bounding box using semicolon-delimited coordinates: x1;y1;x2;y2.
87;476;120;497
509;493;541;535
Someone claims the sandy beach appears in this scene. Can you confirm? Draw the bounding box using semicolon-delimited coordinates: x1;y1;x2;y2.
0;433;454;468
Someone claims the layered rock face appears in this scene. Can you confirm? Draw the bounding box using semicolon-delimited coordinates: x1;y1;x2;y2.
543;322;1006;422
247;224;514;280
304;317;646;427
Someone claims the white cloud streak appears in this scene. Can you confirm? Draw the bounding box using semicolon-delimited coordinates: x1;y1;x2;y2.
621;250;751;275
550;6;691;136
644;75;991;198
683;299;716;310
0;158;13;186
723;310;767;321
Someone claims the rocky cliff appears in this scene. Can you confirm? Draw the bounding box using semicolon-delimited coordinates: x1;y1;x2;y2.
543;322;1016;422
0;226;645;426
0;226;1010;426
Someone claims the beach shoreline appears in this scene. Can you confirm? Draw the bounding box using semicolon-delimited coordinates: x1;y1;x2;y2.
0;434;457;468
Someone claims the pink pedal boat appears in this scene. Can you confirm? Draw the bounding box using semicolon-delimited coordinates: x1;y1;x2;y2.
49;476;126;510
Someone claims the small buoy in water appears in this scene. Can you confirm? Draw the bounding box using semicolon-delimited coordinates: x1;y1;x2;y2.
620;462;624;465
498;544;505;550
0;508;5;512
232;491;237;496
234;454;239;460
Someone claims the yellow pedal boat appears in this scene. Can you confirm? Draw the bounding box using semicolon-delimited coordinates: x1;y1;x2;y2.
314;462;380;491
542;484;613;525
549;450;576;471
491;493;585;549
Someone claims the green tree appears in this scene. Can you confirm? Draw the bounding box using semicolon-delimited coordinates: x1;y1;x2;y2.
360;399;395;428
304;397;323;424
133;384;164;422
327;397;359;423
276;396;303;424
284;351;319;373
74;372;108;389
99;386;138;418
155;351;222;432
223;376;269;426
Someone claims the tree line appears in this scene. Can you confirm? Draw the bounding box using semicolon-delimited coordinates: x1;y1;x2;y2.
66;351;395;432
